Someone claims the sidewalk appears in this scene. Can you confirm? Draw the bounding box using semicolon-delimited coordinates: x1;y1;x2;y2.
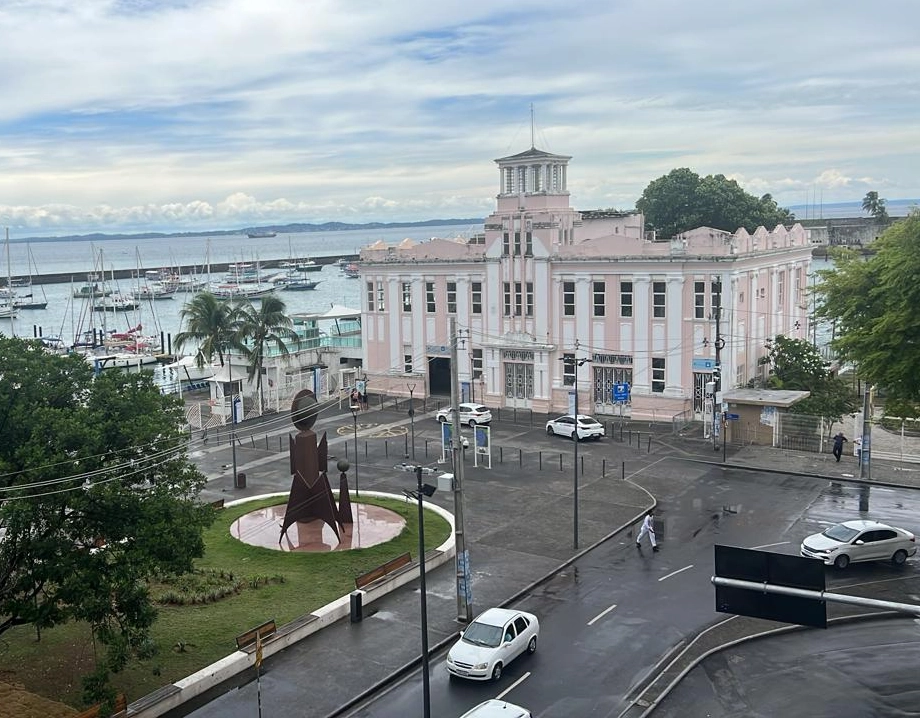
159;403;920;718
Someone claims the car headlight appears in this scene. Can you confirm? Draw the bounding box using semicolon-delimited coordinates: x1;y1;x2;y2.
446;655;454;664
473;662;489;670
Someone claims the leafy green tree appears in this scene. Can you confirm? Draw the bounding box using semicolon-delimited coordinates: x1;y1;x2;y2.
861;191;889;222
756;334;858;425
814;210;920;402
636;168;794;238
174;291;243;367
0;337;213;704
232;294;299;410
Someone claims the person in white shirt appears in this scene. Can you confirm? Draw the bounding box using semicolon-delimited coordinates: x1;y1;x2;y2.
636;511;659;552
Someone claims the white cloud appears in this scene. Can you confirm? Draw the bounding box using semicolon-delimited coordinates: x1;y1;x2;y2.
0;0;918;235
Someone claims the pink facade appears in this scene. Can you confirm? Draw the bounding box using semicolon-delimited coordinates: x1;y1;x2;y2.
358;147;813;422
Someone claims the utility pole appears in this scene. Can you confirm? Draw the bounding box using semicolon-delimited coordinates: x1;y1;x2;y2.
449;317;473;622
712;278;725;452
407;383;416;461
859;386;872;480
414;465;432;718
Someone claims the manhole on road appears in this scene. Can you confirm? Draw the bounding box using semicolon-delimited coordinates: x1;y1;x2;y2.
336;423;409;439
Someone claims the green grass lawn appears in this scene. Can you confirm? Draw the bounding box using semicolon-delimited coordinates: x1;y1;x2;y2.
2;495;451;710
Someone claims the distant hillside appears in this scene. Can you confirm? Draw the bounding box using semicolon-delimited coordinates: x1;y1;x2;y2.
17;218;484;243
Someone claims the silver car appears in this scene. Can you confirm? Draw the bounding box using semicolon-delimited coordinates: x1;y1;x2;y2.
800;519;917;569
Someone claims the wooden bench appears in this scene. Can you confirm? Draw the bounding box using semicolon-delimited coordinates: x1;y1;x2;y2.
210;498;225;510
235;618;277;651
354;552;412;590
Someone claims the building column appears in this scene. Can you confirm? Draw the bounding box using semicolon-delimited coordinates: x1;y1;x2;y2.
632;277;650;393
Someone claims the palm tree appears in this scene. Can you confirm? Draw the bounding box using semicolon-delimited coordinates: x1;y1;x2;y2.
862;191;889;222
174;292;241;367
232;294;299;411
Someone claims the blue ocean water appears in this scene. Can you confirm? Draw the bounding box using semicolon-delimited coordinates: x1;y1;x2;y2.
2;223;479;345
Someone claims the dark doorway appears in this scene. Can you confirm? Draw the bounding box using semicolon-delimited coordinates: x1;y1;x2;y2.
428;357;451;396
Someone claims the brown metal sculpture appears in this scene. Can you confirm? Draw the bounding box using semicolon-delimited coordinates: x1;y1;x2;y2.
280;389;344;543
336;459;354;525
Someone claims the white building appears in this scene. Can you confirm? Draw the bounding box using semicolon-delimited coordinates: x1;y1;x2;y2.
358;146;813;423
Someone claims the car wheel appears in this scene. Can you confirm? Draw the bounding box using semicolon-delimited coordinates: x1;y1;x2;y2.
469;419;477;427
527;636;537;655
491;662;503;681
834;554;850;570
892;549;908;566
546;426;554;436
572;431;579;441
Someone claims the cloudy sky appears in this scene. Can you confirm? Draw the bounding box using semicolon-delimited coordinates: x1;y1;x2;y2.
1;0;917;236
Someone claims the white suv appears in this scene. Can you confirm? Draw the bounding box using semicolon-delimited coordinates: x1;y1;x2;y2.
436;402;492;427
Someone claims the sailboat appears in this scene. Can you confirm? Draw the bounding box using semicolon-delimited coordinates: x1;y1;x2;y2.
2;228;19;319
12;243;48;310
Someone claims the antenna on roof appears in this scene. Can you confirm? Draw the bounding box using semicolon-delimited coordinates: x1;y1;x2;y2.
530;103;535;149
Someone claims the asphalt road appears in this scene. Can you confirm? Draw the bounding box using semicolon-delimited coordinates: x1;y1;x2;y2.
653;618;920;718
175;407;920;718
340;471;920;717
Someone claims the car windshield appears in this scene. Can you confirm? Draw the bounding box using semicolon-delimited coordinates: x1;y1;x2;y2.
823;524;860;542
462;621;503;648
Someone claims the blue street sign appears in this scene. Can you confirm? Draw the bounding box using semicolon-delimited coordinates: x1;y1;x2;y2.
612;382;630;403
725;412;740;420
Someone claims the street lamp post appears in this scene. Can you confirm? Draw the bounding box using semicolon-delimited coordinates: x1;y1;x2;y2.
561;346;591;550
228;350;241;489
408;466;436;718
408;383;416;461
350;404;360;497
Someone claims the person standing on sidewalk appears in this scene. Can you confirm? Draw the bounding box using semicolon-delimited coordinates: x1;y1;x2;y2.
832;432;848;462
636;511;659;552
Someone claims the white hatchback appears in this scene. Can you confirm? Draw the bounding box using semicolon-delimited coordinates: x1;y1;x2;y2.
446;607;539;681
545;414;604;441
800;519;917;569
436;402;492;427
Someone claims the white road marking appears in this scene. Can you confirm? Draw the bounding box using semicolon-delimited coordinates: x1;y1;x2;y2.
658;565;694;582
496;671;530;700
751;541;789;549
587;603;618;626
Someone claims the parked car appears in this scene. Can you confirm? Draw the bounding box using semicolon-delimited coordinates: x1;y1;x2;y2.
446;607;539;681
459;700;532;717
545;414;604;441
436;402;492;426
800;519;917;569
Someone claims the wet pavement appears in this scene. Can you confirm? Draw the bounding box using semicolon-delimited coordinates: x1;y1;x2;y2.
156;400;920;718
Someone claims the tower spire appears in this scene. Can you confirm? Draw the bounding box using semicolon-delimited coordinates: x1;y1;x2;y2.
530;103;535;149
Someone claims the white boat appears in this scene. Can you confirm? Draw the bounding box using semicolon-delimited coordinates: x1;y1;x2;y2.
132;281;177;301
94;293;139;312
343;263;360;278
210;282;275;299
84;351;161;372
0;302;16;319
294;259;324;273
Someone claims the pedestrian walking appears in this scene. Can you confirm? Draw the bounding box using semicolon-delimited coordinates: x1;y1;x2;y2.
636;511;659;552
832;432;848;462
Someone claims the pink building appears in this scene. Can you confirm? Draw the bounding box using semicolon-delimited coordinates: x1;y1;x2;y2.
358;146;813;423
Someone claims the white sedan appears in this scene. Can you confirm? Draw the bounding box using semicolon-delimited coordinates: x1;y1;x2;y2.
545;414;605;441
800;519;917;569
446;607;539;681
459;700;531;717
